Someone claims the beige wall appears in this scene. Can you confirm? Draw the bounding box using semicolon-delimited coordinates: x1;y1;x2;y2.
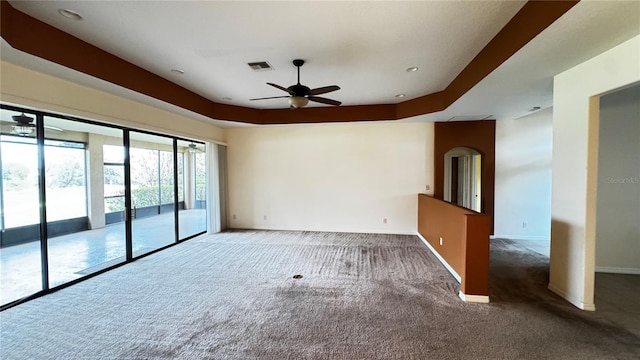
494;108;553;241
226;122;434;234
550;35;640;311
0;61;224;143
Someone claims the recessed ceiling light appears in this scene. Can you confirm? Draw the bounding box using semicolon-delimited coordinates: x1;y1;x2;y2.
406;67;419;72
395;94;406;98
222;97;233;101
58;9;82;20
170;69;185;74
529;106;541;111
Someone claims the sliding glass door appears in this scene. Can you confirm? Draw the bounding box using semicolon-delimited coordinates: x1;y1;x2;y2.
0;104;211;308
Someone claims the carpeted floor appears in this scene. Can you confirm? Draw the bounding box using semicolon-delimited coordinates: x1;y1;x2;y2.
1;230;638;359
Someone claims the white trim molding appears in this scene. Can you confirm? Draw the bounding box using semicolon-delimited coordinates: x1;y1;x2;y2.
491;235;550;241
458;291;490;303
417;233;490;304
416;233;462;283
548;283;596;311
595;266;640;275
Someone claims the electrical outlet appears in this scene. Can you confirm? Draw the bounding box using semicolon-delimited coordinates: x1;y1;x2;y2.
439;237;443;246
264;215;267;221
426;185;430;191
383;218;387;224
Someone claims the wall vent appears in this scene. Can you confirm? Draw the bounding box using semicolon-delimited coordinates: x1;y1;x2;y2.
247;61;274;71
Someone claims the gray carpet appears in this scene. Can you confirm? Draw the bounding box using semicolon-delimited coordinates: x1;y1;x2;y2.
1;230;638;359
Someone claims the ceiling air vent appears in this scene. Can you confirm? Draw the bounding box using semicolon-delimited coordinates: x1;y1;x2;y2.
446;115;493;122
247;61;274;71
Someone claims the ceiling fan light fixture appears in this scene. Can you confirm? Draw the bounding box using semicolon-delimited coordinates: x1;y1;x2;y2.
12;125;35;136
289;96;309;109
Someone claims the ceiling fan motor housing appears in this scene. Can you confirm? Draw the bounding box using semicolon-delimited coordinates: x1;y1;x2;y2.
12;114;35;125
288;84;311;97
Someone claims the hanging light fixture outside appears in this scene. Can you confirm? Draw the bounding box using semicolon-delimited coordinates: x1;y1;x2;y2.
11;125;35;136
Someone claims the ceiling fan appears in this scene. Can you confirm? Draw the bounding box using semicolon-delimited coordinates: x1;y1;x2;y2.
9;113;35;135
250;59;341;109
0;113;64;136
187;143;204;153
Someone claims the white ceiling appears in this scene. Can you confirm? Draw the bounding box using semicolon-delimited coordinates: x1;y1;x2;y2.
2;0;640;127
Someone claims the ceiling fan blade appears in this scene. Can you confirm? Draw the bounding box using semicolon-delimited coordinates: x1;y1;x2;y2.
308;96;341;106
44;125;64;132
249;96;290;101
267;82;294;94
309;85;340;96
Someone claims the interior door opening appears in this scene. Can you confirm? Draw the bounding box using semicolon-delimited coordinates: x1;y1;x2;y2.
444;147;482;212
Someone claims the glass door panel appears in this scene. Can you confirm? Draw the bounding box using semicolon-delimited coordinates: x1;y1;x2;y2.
0;109;43;305
130;132;175;256
44;117;126;287
177;140;207;239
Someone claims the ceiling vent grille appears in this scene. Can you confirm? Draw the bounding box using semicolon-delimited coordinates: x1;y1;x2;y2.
446;115;493;122
247;61;273;71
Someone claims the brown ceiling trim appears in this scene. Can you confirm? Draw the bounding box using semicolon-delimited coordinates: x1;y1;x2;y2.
259;104;397;125
1;0;579;125
396;91;447;119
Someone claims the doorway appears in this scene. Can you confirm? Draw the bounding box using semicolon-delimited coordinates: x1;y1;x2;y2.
444;147;482;212
593;83;639;334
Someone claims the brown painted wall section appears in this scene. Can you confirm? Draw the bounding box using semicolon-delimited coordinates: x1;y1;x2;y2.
434;120;495;233
418;194;490;296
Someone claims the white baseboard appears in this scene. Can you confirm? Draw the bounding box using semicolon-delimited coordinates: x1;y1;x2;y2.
231;226;418;236
548;282;596;311
595;266;640;275
458;291;490;303
491;234;549;241
416;233;462;283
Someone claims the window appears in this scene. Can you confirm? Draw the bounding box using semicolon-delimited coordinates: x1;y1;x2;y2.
104;145;125;215
44;140;87;222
